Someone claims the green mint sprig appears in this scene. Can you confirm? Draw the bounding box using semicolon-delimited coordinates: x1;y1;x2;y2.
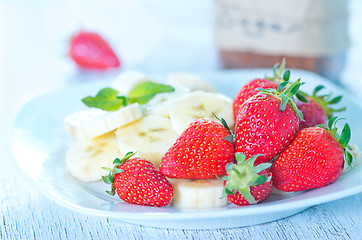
82;87;127;111
127;81;174;105
81;81;174;111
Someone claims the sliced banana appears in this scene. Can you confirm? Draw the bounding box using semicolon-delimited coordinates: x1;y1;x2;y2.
103;103;144;132
143;87;190;118
168;178;229;209
65;108;106;139
166;72;217;92
168;91;234;135
65;103;144;139
115;115;179;167
66;132;123;182
112;71;152;94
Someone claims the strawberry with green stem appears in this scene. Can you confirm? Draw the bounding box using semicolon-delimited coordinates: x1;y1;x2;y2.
160;117;235;179
221;153;273;206
296;85;346;129
235;79;304;164
102;152;173;207
232;58;290;120
271;117;354;192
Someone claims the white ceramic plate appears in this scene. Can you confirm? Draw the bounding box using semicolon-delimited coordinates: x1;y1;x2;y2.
9;69;362;229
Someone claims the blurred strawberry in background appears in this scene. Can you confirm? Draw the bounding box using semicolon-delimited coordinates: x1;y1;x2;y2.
69;30;121;70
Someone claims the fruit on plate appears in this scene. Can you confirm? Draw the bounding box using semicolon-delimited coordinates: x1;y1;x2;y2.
234;80;303;164
296;85;345;130
115;115;179;167
69;30;120;70
64;103;143;139
64;65;358;209
221;153;273;206
160;118;235;179
66;132;123;182
166;72;217;92
232;58;290;120
168;178;228;208
168;91;234;135
102;152;173;207
271;117;354;192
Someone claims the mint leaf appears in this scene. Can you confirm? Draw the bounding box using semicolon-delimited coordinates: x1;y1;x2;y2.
127;81;174;105
81;87;127;111
81;81;174;111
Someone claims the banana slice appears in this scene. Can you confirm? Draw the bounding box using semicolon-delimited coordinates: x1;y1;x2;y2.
65;103;144;139
166;72;217;92
65;108;106;138
168;91;234;135
112;71;152;94
115;115;179;167
143;87;190;118
66;132;122;182
168;178;229;209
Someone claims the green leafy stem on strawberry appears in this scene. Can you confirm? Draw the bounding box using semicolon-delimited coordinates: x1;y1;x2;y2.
258;79;304;120
265;57;291;83
317;116;354;167
297;85;346;118
82;81;175;111
221;153;272;205
101;151;136;195
212;112;235;144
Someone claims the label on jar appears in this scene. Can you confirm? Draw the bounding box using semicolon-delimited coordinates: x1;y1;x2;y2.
215;0;350;57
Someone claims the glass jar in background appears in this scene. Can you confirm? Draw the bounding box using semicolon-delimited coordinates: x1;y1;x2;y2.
215;0;350;82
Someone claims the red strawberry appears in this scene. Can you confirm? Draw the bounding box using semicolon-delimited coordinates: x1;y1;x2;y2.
69;30;120;70
222;153;273;206
233;79;278;120
159;118;235;179
235;80;303;164
296;85;345;130
232;58;290;120
271;117;354;192
102;152;173;207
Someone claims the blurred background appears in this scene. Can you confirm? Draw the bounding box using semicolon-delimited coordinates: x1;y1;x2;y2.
0;0;362;125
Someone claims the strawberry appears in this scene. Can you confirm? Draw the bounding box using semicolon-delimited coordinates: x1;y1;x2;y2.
159;117;235;179
271;117;354;192
235;80;303;164
232;58;290;120
222;153;273;206
102;152;173;207
296;85;345;130
233;79;279;120
69;30;120;70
